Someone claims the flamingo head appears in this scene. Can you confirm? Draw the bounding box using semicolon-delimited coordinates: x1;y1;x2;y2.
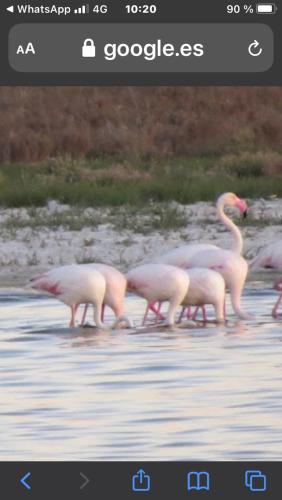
218;192;248;217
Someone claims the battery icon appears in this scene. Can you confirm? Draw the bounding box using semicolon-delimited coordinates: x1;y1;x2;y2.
256;3;277;13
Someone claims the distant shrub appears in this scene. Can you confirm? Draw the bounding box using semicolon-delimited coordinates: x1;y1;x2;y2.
0;87;282;162
219;151;282;178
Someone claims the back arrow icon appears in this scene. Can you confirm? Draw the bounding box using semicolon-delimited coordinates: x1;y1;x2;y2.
80;472;90;490
20;472;32;490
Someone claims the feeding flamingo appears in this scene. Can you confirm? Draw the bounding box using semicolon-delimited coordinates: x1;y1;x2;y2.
250;241;282;270
148;268;226;324
179;268;226;323
79;263;129;325
30;265;107;328
126;264;190;326
155;192;248;269
184;248;251;320
30;264;131;329
271;277;282;318
152;268;226;324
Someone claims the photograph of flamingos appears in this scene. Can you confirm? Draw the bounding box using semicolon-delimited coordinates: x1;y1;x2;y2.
0;87;282;461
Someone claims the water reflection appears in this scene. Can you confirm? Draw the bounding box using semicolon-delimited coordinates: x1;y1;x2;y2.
0;280;281;460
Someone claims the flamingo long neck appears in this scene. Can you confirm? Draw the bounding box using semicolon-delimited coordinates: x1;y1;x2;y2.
93;302;107;329
217;201;243;254
112;315;133;329
230;288;252;320
109;302;133;328
229;268;252;320
166;302;178;326
94;302;133;329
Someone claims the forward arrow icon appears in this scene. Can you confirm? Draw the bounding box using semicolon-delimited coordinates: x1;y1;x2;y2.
80;472;90;490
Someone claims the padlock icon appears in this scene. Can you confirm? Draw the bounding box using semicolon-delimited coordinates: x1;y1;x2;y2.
82;39;96;58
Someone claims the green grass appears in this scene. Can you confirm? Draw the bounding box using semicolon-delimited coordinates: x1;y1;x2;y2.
3;210;103;231
3;203;189;234
1;153;282;208
111;204;188;234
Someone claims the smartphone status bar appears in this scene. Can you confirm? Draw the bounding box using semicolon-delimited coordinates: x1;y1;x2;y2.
0;0;281;85
3;2;279;17
2;1;279;19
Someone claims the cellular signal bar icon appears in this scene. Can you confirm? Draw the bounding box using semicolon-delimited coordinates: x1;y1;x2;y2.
74;4;89;14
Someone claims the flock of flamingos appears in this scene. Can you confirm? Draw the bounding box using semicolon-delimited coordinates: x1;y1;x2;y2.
29;192;282;329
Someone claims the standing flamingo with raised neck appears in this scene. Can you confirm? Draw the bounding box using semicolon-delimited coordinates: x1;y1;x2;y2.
155;192;248;269
152;193;248;321
216;192;247;255
126;264;190;326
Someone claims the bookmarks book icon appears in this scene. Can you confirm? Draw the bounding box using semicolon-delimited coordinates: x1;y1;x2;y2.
187;471;210;491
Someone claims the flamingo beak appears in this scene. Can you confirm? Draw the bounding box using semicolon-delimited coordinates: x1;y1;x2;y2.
235;198;248;216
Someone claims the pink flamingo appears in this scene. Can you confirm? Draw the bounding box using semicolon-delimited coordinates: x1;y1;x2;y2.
179;268;226;323
152;193;247;321
184;248;251;320
30;265;107;328
153;268;226;324
126;264;190;326
271;278;282;318
79;264;129;325
30;265;131;329
251;241;282;270
155;192;248;268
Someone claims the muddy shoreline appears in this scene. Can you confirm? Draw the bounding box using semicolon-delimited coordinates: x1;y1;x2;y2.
0;198;282;286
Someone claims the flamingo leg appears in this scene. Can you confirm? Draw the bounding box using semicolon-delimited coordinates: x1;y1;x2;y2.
69;304;78;328
223;297;227;320
149;301;166;321
81;304;89;326
143;301;166;325
153;303;159;324
178;306;186;323
155;301;164;323
142;303;150;326
101;303;105;322
192;306;200;321
272;293;282;318
186;306;192;319
202;306;207;322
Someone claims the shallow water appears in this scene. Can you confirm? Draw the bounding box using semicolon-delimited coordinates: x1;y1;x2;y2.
0;279;282;461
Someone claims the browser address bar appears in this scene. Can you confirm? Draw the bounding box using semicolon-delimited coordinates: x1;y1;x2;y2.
9;23;273;73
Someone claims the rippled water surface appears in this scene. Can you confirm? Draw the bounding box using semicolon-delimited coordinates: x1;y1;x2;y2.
0;279;282;461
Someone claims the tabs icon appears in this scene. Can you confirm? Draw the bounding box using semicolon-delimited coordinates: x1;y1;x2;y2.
245;470;267;492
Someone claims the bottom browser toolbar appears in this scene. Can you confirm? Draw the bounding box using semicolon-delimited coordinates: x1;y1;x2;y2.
1;462;280;499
